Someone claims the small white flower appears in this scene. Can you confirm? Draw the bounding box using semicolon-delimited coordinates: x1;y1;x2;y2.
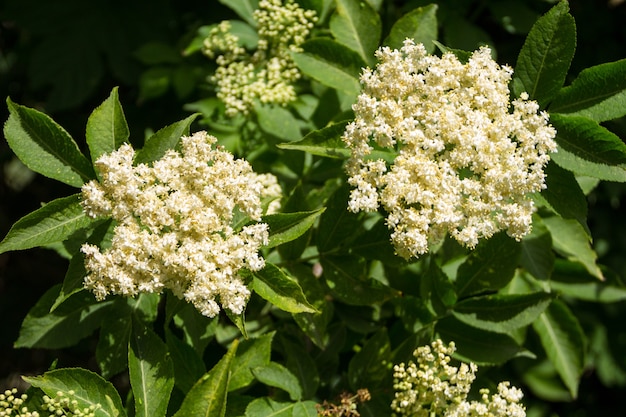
343;39;557;259
80;131;281;317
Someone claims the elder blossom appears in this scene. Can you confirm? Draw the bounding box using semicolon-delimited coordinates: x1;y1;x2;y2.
80;131;281;317
202;0;317;116
391;340;526;417
343;40;557;259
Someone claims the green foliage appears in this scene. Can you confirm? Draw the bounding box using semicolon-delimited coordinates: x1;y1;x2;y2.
2;1;626;417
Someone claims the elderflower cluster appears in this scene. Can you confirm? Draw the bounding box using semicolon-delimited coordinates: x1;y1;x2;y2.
80;131;282;317
343;39;557;259
0;389;100;417
202;0;317;116
391;340;526;417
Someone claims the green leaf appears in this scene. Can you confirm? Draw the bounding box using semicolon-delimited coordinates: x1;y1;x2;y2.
0;194;97;254
384;4;438;52
542;215;603;280
218;0;259;27
330;0;381;66
533;300;585;398
251;263;317;313
165;329;206;393
520;218;554;281
173;339;239;417
255;104;302;142
229;332;274;391
291;39;365;97
549;114;626;182
455;232;522;298
550;58;626;122
351;218;404;266
4;98;95;186
322;255;399;305
263;209;325;248
452;292;553;333
550;259;626;303
513;1;576;106
129;317;174;417
15;285;114;349
316;184;360;252
245;398;318;417
86;87;130;163
436;317;532;365
134;113;200;165
279;336;320;400
278;121;350;159
541;161;588;231
347;328;391;391
24;368;126;417
252;362;302;401
97;314;131;379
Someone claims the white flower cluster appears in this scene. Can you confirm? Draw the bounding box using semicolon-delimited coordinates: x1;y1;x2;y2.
343;40;557;259
80;131;281;317
391;340;526;417
0;389;100;417
202;0;317;116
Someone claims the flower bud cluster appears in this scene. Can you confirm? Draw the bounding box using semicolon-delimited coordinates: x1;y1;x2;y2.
1;389;101;417
80;131;282;317
391;340;525;417
202;0;317;116
343;39;557;259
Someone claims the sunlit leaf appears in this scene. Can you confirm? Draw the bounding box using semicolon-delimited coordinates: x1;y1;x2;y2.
86;87;130;163
173;339;239;417
384;4;438;52
533;300;585;398
4;98;95;186
330;0;381;66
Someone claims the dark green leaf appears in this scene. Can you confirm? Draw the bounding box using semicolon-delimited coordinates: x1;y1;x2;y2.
263;209;325;248
291;39;365;97
513;1;576;106
172;303;218;356
436;317;532;365
347;328;391;391
520;218;554;281
229;332;274;391
134;114;200;165
541;161;588;231
533;300;585;398
165;329;206;393
316;184;360;252
251;362;302;401
322;255;399;305
251;263;317;313
384;4;438;52
4;98;96;186
550;58;626;122
550;260;626;303
129;316;174;417
24;368;126;417
452;292;553;333
455;232;522;298
351;218;404;265
0;194;98;254
330;0;381;66
86;87;130;163
15;285;113;349
173;339;239;417
280;336;320;400
97;314;131;379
